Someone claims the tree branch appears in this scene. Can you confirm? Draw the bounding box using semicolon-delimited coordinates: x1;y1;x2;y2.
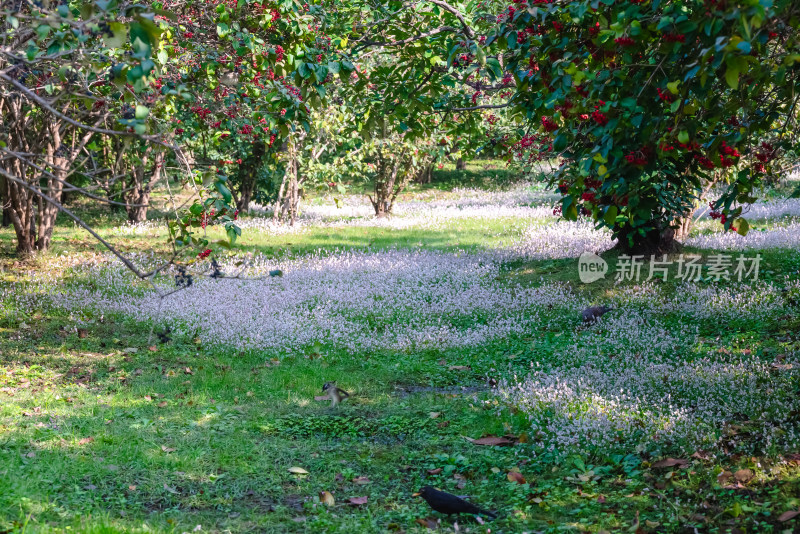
426;0;475;38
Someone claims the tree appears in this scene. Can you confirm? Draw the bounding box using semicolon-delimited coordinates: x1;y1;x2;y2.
0;1;174;254
488;0;800;251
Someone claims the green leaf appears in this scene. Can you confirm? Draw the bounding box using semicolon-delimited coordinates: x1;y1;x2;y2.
736;41;751;54
485;58;502;79
226;223;241;245
475;44;486;66
666;80;680;94
678;131;690;144
553;133;568;152
725;59;740;89
735;218;749;236
604;205;618;225
134;105;149;119
215;181;232;204
129;22;152;59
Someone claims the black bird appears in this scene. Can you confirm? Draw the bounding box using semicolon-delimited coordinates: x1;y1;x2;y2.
414;486;497;519
156;327;172;344
582;304;613;324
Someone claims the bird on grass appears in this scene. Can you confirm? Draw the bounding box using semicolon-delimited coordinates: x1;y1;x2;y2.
582;304;613;324
414;486;497;520
321;381;350;407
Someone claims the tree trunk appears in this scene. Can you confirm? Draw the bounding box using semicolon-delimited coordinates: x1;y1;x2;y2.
615;222;681;255
237;174;254;213
0;174;11;228
674;215;694;242
369;147;406;217
235;141;267;213
288;144;301;226
273;171;288;223
34;122;69;251
124;147;163;224
415;163;434;184
456;157;466;170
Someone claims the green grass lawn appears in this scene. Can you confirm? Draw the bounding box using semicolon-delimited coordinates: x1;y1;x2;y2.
1;174;800;533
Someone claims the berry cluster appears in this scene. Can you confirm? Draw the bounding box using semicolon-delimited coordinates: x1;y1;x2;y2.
591;110;608;126
656;87;675;103
719;141;739;167
694;154;715;169
755;141;775;163
625;147;651;165
662;33;686;43
541;116;559;132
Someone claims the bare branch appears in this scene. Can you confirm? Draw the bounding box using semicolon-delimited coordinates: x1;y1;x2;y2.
425;0;475;38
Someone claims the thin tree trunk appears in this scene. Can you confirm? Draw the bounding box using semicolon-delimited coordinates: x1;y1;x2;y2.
273;172;288;222
288;142;299;226
0;174;11;227
456;157;466;170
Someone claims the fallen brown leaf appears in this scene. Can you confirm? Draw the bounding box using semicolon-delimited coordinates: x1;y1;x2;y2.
651;458;689;468
717;470;733;484
778;510;800;522
415;517;440;529
427;468;443;475
348;496;368;505
507;470;526;484
448;365;471;371
465;435;514;446
319;491;335;506
352;476;371;485
148;345;158;352
157;401;168;408
78;437;94;445
161;445;176;453
734;468;754;483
